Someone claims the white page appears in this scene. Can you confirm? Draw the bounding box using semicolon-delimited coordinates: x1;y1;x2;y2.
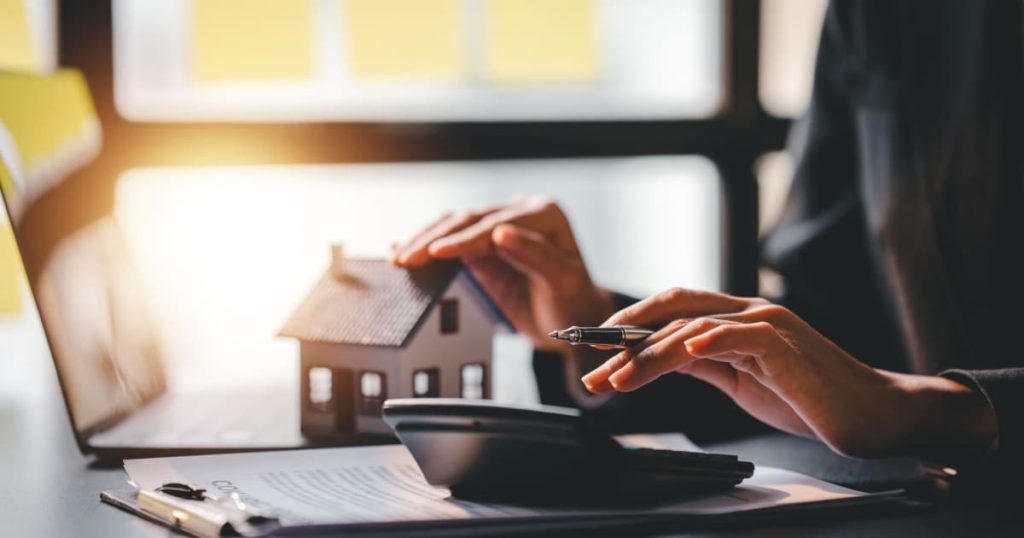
124;443;866;527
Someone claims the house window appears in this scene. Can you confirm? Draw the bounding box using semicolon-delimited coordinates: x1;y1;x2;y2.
412;368;440;397
460;363;486;400
440;298;459;334
359;371;386;416
308;367;332;411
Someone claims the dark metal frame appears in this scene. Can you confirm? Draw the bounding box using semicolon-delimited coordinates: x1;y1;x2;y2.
58;0;790;296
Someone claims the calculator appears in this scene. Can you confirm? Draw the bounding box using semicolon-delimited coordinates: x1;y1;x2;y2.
382;398;755;507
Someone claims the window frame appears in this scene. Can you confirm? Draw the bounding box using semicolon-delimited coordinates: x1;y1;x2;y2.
412;367;441;397
460;363;487;400
358;370;387;416
306;366;333;412
58;0;788;298
439;298;459;334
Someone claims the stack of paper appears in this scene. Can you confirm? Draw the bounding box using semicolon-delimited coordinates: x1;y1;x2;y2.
107;435;905;536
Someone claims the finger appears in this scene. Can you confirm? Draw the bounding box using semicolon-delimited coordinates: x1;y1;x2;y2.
579;318;694;392
679;359;740;398
684;322;790;377
492;224;574;287
429;198;577;260
395;206;501;266
602;288;751;330
427;208;519;260
581;349;633;394
711;304;793;326
607;318;729;392
391;211;456;265
682;360;817;439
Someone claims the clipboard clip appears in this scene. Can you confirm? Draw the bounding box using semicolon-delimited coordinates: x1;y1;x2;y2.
136;482;281;538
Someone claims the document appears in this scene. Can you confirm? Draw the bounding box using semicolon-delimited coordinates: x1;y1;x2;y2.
123;434;872;529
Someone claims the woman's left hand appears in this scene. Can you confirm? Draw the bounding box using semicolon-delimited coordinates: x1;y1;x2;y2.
581;288;997;464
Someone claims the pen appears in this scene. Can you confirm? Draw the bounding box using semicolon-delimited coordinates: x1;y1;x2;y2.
548;326;654;348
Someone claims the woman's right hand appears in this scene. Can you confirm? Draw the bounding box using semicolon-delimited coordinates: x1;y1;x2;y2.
391;196;615;352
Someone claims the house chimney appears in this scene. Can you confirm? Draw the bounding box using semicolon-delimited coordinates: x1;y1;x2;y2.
330;243;346;279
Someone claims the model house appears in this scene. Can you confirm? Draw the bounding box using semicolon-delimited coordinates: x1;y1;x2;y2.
279;246;509;437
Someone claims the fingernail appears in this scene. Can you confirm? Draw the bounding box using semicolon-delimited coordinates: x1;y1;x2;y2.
608;362;636;389
580;368;602;389
428;239;451;254
493;225;516;247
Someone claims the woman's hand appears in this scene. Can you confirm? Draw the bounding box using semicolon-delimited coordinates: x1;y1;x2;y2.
582;288;998;465
391;196;615;351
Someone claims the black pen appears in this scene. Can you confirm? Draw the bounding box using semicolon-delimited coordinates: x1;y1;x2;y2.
548;326;654;348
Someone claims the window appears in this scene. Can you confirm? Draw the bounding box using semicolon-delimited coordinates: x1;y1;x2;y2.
460;363;486;399
116;157;722;341
74;2;785;382
358;370;386;415
440;298;458;334
759;0;829;117
412;368;440;397
307;366;332;411
112;0;722;121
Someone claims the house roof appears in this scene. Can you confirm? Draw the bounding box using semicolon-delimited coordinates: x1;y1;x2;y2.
279;258;502;348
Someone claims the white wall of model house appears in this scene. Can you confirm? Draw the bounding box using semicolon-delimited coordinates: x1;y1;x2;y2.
398;274;505;401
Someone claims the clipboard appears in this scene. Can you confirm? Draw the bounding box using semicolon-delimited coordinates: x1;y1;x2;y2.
100;485;280;538
102;487;921;538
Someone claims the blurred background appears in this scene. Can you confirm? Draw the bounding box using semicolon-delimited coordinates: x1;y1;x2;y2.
1;0;827;444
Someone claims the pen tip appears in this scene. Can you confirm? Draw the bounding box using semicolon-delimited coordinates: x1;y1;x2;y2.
548;330;559;339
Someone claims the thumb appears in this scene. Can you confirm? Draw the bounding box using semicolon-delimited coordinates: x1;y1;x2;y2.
492;224;574;288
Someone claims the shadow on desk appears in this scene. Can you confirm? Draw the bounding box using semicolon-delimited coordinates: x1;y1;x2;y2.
708;433;932;493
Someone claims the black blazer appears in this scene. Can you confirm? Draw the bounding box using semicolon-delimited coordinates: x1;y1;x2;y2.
536;0;1024;475
765;0;1024;473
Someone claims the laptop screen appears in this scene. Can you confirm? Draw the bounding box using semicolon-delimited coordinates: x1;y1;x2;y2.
1;149;165;440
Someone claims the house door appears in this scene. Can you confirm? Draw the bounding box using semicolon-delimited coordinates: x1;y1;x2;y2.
332;367;356;433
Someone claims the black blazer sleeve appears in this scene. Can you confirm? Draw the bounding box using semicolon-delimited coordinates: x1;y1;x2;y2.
942;368;1024;482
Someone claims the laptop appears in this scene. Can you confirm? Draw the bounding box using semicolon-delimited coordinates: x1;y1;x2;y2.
0;165;372;461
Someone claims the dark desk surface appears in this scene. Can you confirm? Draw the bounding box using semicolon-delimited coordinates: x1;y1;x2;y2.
0;351;1020;537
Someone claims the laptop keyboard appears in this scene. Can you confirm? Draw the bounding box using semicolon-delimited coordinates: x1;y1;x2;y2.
91;388;303;447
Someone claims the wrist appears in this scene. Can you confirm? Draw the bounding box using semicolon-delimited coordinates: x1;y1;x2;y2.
889;372;997;466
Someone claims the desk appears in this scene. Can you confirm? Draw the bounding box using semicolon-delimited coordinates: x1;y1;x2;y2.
0;341;1020;536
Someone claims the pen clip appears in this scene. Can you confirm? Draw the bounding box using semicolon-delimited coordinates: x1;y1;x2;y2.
156;482;208;500
138;483;280;538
